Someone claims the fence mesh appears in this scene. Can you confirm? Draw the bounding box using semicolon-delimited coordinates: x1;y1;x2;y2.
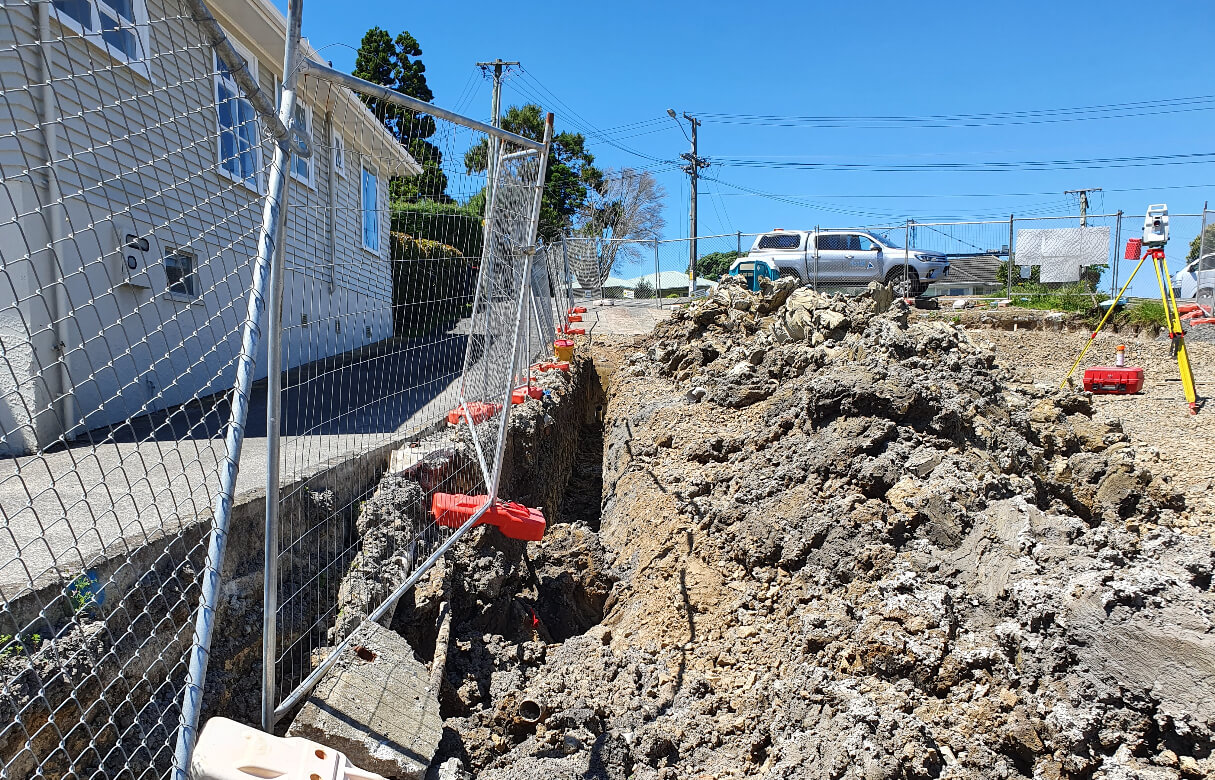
267;77;547;722
0;0;273;775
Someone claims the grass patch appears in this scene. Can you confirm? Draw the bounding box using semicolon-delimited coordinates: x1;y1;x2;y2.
1004;283;1099;314
1123;300;1167;327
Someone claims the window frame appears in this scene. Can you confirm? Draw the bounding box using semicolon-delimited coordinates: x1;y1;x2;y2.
163;247;199;302
332;130;347;179
289;100;314;187
213;41;264;194
51;0;152;78
360;164;381;254
757;233;801;250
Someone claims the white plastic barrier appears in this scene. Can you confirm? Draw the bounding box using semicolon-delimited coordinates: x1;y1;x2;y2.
190;718;387;780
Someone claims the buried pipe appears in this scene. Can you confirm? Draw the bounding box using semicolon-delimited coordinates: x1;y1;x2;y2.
517;697;545;724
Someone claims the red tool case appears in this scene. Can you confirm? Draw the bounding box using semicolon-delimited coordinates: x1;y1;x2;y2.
1082;366;1144;394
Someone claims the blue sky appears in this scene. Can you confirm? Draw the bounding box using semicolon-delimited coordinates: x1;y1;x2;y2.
278;0;1214;275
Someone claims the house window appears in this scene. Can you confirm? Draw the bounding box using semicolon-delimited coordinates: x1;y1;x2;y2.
332;131;346;178
54;0;148;68
164;249;198;299
361;166;380;252
290;102;312;186
214;48;262;192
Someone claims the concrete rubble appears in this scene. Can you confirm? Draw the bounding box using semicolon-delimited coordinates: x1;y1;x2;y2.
288;621;442;780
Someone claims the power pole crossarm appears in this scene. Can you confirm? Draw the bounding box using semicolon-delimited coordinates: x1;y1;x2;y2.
477;59;521;216
1064;188;1102;227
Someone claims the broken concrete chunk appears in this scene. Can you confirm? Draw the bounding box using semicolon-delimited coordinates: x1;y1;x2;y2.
288;622;442;780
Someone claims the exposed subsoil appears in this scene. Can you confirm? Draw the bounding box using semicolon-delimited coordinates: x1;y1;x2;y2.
421;276;1215;780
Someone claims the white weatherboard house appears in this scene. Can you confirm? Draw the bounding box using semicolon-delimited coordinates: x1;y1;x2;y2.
0;0;420;455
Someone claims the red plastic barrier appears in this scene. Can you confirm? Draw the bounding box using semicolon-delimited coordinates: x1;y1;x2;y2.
532;361;570;373
559;326;586;336
431;493;546;541
567;314;583;323
568;306;587;314
511;385;544;404
446;402;501;426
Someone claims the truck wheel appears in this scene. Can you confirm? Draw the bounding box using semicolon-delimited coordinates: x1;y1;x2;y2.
884;267;921;297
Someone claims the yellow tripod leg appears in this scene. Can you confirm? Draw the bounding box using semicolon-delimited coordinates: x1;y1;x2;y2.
1152;254;1199;413
1060;251;1150;388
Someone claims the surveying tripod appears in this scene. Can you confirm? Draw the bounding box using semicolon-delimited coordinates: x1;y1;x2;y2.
1062;245;1198;414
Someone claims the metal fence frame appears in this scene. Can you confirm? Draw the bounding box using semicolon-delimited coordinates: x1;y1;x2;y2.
255;29;554;731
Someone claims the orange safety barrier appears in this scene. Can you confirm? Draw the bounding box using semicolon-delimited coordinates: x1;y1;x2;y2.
568;306;587;314
511;385;544;404
446;401;501;426
532;361;570;373
567;314;583;323
559;326;586;336
431;493;546;541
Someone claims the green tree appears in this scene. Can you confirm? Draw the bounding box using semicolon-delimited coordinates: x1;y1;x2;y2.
633;278;655;299
464;104;604;241
1188;223;1215;261
353;27;449;202
690;251;743;281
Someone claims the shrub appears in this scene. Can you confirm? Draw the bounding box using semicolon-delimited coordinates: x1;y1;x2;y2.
390;233;476;337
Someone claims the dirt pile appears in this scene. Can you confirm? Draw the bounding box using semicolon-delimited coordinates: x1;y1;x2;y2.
427;276;1215;780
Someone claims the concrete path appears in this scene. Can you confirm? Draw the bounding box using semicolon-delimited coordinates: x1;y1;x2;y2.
0;328;474;599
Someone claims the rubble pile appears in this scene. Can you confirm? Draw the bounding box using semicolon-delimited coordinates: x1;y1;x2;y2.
426;276;1215;780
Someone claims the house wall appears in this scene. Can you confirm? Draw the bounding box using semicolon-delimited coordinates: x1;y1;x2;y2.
0;0;399;454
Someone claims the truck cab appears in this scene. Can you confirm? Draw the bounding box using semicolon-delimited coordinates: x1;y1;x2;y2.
745;229;949;296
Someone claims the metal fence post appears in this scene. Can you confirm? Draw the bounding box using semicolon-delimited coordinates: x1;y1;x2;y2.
259;0;305;735
654;238;661;308
1007;214;1015;300
904;220;910;294
736;230;741;255
813;224;820;290
174;0;302;771
1111;211;1123;297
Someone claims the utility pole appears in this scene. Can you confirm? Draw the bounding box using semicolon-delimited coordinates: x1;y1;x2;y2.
667;109;709;298
477;59;519;215
1064;188;1102;227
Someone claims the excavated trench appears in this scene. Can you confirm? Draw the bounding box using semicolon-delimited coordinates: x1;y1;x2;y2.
414;280;1215;780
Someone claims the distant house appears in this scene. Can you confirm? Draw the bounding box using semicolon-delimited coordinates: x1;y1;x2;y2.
928;255;1004;297
625;271;717;298
571;271;716;300
0;0;420;454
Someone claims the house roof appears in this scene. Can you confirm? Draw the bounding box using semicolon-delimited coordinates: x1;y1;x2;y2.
943;255;1003;285
209;0;421;177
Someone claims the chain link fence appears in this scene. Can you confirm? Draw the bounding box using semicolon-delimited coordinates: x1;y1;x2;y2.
0;0;555;773
0;0;286;774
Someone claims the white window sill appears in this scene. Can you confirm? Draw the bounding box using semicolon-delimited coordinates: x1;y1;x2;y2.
217;167;264;196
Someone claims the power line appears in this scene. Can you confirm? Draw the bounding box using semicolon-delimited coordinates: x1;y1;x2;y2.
695;95;1215;129
707;151;1215;173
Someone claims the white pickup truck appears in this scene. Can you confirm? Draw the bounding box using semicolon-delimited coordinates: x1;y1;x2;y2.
744;229;949;296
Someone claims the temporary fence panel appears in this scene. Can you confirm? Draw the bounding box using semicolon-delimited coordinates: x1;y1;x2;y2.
263;55;551;727
1196;209;1215;312
0;0;284;776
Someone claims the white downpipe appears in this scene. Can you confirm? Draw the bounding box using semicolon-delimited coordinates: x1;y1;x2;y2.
38;0;76;441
